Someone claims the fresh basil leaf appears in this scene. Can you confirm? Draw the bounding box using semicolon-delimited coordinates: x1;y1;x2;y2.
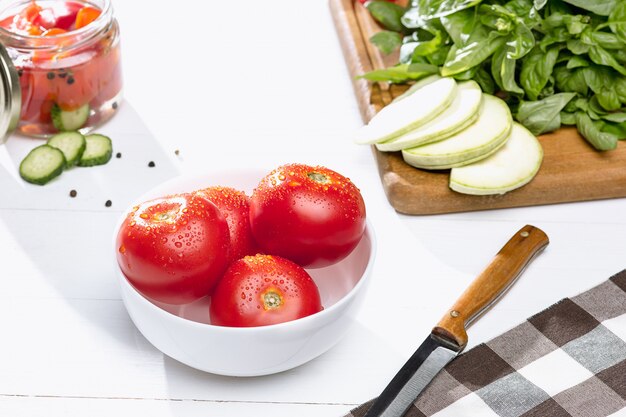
601;121;626;139
561;0;616;17
516;93;576;135
492;46;524;94
563;15;589;35
366;1;406;33
616;77;626;103
566;55;590;69
370;31;403;55
555;66;588;95
405;0;483;22
589;95;609;115
534;0;547;10
591;32;623;50
452;67;478;80
442;32;507;76
597;89;622;111
520;46;559;100
609;2;626;43
426;45;451;65
474;65;496;94
561;111;576;125
506;21;535;59
589;45;626;76
602;112;626;123
581;66;613;94
359;63;439;83
566;38;590;55
575;112;618;150
440;8;476;46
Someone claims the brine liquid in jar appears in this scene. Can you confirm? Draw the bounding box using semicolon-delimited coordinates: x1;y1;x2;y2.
0;0;123;137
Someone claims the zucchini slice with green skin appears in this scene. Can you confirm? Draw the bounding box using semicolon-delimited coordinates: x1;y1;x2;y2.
392;74;441;103
19;145;66;185
402;94;512;169
78;134;113;167
354;77;457;145
449;123;543;195
47;131;87;167
51;103;90;131
376;81;483;152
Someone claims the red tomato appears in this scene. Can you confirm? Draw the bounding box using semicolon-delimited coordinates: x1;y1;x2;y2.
116;193;231;305
210;254;323;327
249;164;366;268
194;186;260;264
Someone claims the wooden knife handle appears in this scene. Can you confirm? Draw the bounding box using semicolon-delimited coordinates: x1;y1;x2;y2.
432;225;549;350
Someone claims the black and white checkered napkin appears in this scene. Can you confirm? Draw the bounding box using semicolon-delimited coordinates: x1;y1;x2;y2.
348;270;626;417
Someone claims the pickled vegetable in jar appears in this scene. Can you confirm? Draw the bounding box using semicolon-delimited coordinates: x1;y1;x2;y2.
0;0;122;138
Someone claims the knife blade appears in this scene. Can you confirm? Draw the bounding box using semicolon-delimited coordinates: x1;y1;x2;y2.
363;225;549;417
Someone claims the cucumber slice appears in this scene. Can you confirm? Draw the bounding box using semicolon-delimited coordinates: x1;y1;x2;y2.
51;103;90;131
402;94;513;169
78;134;113;167
354;77;457;145
376;81;483;152
393;74;441;103
449;123;543;195
47;131;87;167
19;145;66;185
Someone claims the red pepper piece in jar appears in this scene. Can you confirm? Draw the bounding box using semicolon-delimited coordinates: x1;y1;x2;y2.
74;6;101;29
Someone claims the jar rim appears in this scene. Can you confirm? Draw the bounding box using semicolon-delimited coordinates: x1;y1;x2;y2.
0;0;112;49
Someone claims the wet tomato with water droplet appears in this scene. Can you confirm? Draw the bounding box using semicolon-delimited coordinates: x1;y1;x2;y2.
194;186;260;264
210;254;322;327
116;193;231;304
249;164;366;268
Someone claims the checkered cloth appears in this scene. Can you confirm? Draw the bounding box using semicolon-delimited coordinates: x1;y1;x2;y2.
348;270;626;417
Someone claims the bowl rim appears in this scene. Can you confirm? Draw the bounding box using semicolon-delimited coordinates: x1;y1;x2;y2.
114;171;377;334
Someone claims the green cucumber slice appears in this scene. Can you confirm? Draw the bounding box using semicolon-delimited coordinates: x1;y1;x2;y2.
354;77;457;145
47;131;87;167
19;145;66;185
51;103;90;131
78;134;113;167
449;123;543;195
376;81;483;152
402;94;513;169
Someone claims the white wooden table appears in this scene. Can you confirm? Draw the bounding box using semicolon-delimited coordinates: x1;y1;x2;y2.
1;1;625;416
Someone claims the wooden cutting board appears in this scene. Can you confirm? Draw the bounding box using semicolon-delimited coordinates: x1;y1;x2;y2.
329;0;626;215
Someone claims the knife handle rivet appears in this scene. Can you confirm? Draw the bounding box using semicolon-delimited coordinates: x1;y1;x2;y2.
450;310;460;318
520;231;529;237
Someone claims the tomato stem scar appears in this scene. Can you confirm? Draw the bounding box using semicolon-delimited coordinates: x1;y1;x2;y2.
263;291;283;310
307;172;330;184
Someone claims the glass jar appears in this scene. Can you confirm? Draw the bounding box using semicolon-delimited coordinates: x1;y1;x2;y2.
0;0;122;140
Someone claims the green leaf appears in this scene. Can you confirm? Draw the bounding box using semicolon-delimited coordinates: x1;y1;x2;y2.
575;112;618;150
534;0;547;10
581;66;614;94
609;2;626;43
452;67;478;80
520;46;559;100
589;45;626;76
442;32;507;76
601;121;626;139
516;93;576;135
566;38;590;55
561;0;616;17
602;112;626;123
366;1;406;33
591;32;624;50
561;111;576;125
473;65;496;94
563;15;589;35
492;46;524;94
597;89;621;111
440;8;476;46
566;55;590;69
358;63;439;83
616;77;626;103
506;21;535;59
555;66;588;95
369;31;403;55
404;0;483;23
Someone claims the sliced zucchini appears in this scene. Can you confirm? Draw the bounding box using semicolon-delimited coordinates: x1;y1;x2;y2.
19;145;66;185
402;94;513;169
47;131;86;167
78;134;113;167
354;77;457;145
392;74;441;103
376;80;483;152
51;103;90;131
449;123;543;195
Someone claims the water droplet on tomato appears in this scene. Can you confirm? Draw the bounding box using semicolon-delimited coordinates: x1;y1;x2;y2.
175;242;182;248
118;245;126;254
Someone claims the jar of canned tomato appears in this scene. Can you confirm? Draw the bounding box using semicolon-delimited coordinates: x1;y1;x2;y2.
0;0;122;141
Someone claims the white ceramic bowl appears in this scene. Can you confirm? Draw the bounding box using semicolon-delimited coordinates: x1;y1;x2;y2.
113;169;376;376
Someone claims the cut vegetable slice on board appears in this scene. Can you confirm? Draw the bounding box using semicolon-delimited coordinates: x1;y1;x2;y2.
376;81;482;152
77;134;113;167
449;123;543;195
19;145;66;185
392;74;441;102
354;77;457;145
47;131;86;167
402;94;512;169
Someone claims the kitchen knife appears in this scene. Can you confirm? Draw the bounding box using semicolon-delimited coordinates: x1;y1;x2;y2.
363;225;549;417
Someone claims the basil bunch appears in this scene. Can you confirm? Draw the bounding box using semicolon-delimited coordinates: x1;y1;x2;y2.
364;0;626;151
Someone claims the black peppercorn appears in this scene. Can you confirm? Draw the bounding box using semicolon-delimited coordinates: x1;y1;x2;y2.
148;161;155;167
105;200;112;207
67;76;75;85
69;190;77;198
47;72;55;80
